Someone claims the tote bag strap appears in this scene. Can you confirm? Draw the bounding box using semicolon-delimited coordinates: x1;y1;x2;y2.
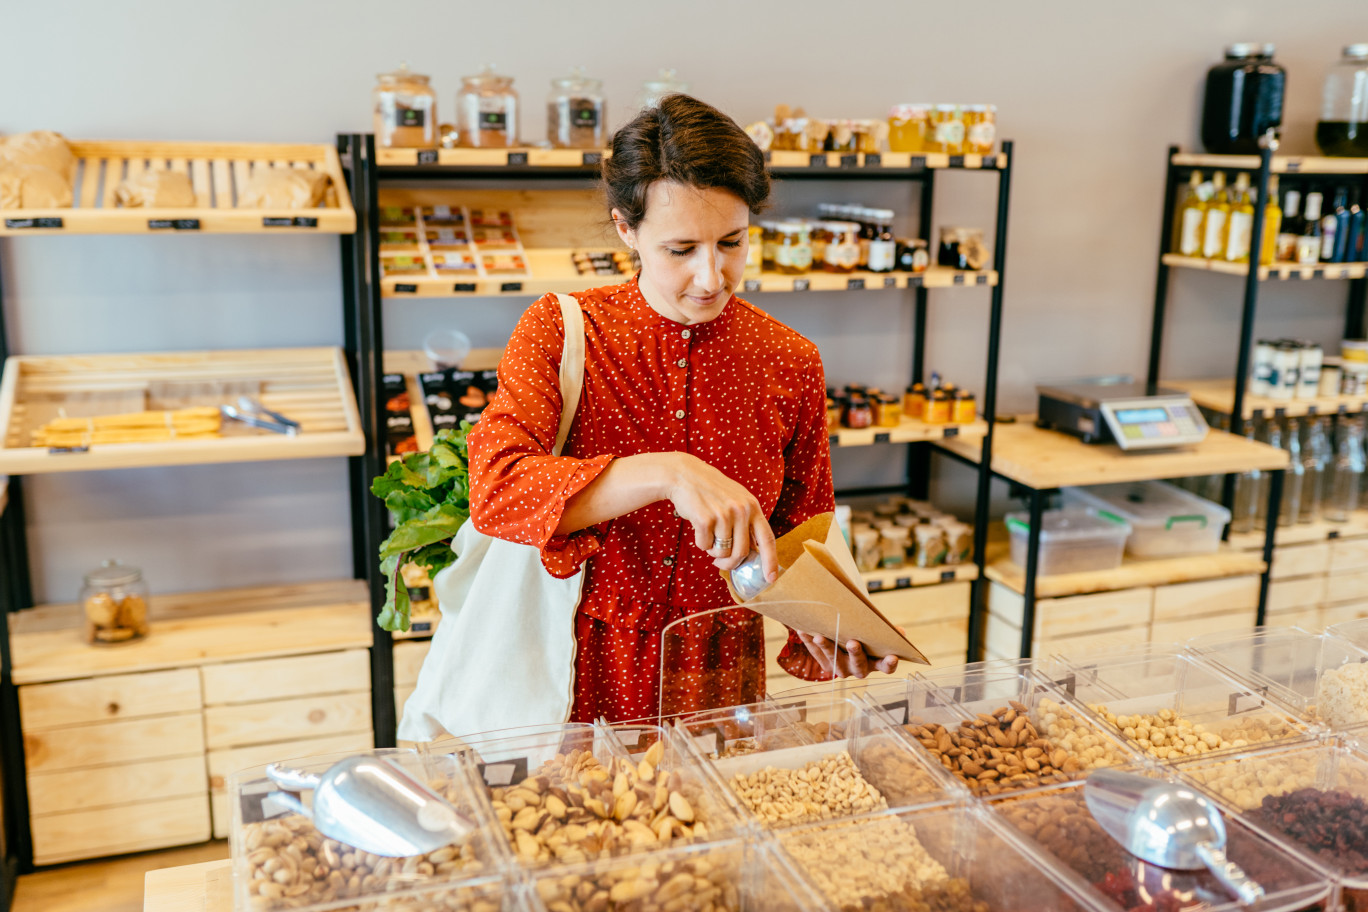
552;293;586;457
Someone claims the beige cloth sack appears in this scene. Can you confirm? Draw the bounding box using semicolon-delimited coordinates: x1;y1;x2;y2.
115;170;197;208
0;131;76;208
236;168;330;209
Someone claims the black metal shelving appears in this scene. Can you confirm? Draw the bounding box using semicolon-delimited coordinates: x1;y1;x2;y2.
339;135;1016;736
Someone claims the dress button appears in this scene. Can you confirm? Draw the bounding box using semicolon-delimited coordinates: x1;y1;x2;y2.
663;557;674;567
674;409;686;419
682;329;692;339
677;358;687;368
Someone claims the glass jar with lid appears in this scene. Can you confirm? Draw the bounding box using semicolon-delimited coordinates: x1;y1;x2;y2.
457;65;519;148
373;63;438;149
759;220;780;270
889;104;932;153
639;68;690;109
80;559;151;645
1317;44;1368;157
822;221;861;273
773;221;812;274
964;104;997;155
547;67;606;149
1201;44;1285;154
930;105;965;155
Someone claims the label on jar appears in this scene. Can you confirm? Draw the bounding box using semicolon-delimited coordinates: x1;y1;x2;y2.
968;122;996;148
571;100;600;128
1179;209;1205;256
776;244;812;271
1296;235;1321;265
1225;211;1253;261
1202;209;1227;259
1275;232;1299;262
481;111;508;132
826;241;859;270
398;106;427;128
911;248;930;272
934;120;965;146
868;239;897;272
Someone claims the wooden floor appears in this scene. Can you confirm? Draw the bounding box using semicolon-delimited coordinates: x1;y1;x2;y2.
12;841;228;912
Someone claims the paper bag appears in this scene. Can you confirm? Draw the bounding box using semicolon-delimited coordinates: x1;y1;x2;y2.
723;512;929;664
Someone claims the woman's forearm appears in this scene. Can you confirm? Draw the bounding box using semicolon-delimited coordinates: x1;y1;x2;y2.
555;452;681;535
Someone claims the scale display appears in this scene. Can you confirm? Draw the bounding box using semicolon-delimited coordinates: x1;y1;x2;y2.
1101;398;1207;449
1036;382;1209;450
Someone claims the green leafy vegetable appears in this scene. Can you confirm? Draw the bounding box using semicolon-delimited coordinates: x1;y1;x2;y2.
371;425;473;631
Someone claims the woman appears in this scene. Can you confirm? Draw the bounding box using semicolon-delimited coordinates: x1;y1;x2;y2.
468;94;899;723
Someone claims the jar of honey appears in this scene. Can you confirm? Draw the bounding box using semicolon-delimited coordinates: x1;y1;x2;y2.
774;221;812;274
745;224;763;277
878;394;902;427
904;383;926;418
823;221;861;273
925;389;952;424
964;104;997;155
759;221;779;270
826;396;840;431
888;104;932;153
457;66;519;148
810;222;831;269
373;63;438;149
930;105;965;155
843;394;874;429
954;391;977;424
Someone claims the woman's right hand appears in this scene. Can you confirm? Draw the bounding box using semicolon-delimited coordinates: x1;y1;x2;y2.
664;453;779;580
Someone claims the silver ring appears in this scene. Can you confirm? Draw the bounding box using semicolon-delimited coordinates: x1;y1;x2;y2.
712;537;733;549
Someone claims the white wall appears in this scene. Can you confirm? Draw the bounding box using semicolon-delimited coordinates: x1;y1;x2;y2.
2;0;1366;601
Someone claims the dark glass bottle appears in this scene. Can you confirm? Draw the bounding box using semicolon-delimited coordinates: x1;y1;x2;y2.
1346;189;1366;263
1330;188;1352;262
1201;44;1286;154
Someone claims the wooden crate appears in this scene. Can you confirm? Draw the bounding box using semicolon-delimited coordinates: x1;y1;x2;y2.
0;347;365;474
1325;568;1368;605
1322;601;1368;626
0;140;354;235
1152;575;1259;623
988;583;1153;640
1266;575;1329;615
23;713;204;773
1151;608;1258;645
1331;538;1368;574
18;667;200;730
1270;543;1332;580
200;650;368;706
30;794;210;866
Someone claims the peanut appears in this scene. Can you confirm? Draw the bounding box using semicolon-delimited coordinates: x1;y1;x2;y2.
726;751;887;827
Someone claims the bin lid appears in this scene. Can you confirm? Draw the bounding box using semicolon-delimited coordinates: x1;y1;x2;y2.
1005;508;1131;542
1063;480;1230;530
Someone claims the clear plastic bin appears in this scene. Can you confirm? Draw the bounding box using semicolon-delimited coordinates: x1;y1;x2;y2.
1045;646;1310;762
1005;508;1131;576
229;748;506;912
989;772;1336;912
900;659;1141;797
676;699;956;827
1062;480;1230;558
779;803;1100;912
455;722;741;870
1328;617;1368;652
527;835;824;912
1189;626;1368;729
1173;736;1368;910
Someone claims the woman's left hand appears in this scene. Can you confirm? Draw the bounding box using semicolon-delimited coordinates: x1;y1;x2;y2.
795;631;899;679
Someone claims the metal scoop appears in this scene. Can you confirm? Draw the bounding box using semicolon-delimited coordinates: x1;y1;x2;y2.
266;755;474;857
1085;768;1265;906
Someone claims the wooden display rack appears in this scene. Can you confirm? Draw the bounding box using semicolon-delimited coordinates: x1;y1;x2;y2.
1167;377;1368;421
1170;152;1368;175
376;146;1010;172
0;347;365;474
1161;253;1368;282
0;140;355;235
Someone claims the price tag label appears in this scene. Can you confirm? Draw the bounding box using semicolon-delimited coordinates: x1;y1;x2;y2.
477;758;529;788
581;151;603;166
846;278;865;290
908;275;925;287
908;156;927;169
614;728;657;752
506;151;529;166
408;619;433;634
293;216;318;228
948;155;966;168
867;579;884;592
148;218;201;230
417;149;439;165
874;432;892;443
881;700;910;725
883;276;898;288
394;283;418;293
954;273;966;285
1054;673;1077;697
772;699;808;721
864;154;882;167
793;278;810;291
262;217;293;227
976;273;990;285
808;154;828;168
692;728;726;758
238;781;294;825
453;282;477;293
4;217;62;229
940;570;955;582
828;434;840;446
743;279;761;292
48;445;90;455
1285;161;1302;173
895;576;912;588
839;154;858;168
500;281;524;292
944;427;960;437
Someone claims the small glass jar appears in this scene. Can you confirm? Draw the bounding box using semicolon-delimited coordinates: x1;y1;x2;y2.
964;104;997;155
953;391;977;424
843;394;874;429
547;68;606;149
80;559;150;645
823;221;861;273
759;220;779;271
457;66;519;148
914;525;949;567
853;528;882;572
745;224;763;277
896;238;930;272
809;221;832;270
930;104;966;155
1317;44;1368;157
888;104;932;153
880;527;911;569
774;221;812;274
826;396;841;431
639;68;690;108
877;394;902;427
904;383;926;418
925;389;952;424
867;209;897;273
373;63;438;149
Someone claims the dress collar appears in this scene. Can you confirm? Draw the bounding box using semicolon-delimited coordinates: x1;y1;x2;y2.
607;274;739;336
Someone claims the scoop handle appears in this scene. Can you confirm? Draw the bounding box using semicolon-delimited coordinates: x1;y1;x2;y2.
266;763;322;792
1197;841;1265;906
267;790;313;821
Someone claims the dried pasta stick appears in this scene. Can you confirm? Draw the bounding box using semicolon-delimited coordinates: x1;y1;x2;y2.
32;407;221;446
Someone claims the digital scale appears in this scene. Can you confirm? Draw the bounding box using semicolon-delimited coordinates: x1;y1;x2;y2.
1036;382;1209;450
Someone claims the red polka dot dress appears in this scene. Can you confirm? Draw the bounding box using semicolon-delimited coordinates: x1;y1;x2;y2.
467;276;835;723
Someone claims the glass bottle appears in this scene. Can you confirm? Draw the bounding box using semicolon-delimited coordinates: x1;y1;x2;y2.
456;66;519;148
868;209;897;273
1201;44;1286;154
1281;416;1305;528
639;69;689;109
1260;175;1283;266
1316;44;1368;157
1233;419;1262;534
1174;170;1204;255
1276;185;1302;263
1225;172;1255;262
1202;172;1230;260
1300;192;1325;265
547;68;606;149
372;63;438;149
1255;416;1281;529
1328;415;1366;521
1346;188;1366;263
1329;187;1352;262
1300;416;1331;523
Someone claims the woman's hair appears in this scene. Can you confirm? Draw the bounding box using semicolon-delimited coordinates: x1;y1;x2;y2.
602;94;770;230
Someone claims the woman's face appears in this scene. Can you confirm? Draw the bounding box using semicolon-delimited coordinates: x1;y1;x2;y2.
613;181;749;325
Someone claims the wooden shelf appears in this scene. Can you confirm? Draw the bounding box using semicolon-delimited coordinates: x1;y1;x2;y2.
1170;153;1368;175
937;419;1289;490
0;347;365;475
145;858;230;912
383;259;996;299
0;141;354;235
376;146;1009;173
1168;377;1368;419
863;562;978;592
1227;511;1368;551
986;545;1266;599
1162;253;1368;281
8;580;372;685
832;416;987;448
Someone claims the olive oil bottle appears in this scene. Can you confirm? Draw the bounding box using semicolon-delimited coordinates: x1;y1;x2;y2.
1201;171;1230;260
1260;175;1283;265
1225;172;1255;262
1176;170;1209;256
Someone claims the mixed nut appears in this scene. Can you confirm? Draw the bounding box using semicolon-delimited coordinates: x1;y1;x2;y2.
532;847;744;912
725;750;888;826
1088;705;1300;760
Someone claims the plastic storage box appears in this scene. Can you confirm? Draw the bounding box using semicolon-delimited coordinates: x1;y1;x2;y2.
1045;646;1310;762
779;803;1101;912
990;772;1336;912
1062;480;1230;558
1174;737;1368;911
1188;626;1368;729
228;748;508;912
1005;508;1131;576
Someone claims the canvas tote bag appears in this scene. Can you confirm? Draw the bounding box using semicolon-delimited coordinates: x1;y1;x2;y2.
397;293;587;741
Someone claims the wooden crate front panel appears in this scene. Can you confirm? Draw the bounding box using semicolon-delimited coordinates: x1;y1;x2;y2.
30;794;210;866
1325;568;1368;605
986;605;1147;660
204;691;370;749
28;754;206;817
1151;609;1258;646
1271;543;1331;580
18;667;200;730
869;582;971;626
393;639;433;689
1321;600;1368;626
989;582;1153;639
1267;576;1329;614
24;712;205;773
201;649;369;706
1331;538;1368;574
1265;607;1324;631
1152;575;1260;623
